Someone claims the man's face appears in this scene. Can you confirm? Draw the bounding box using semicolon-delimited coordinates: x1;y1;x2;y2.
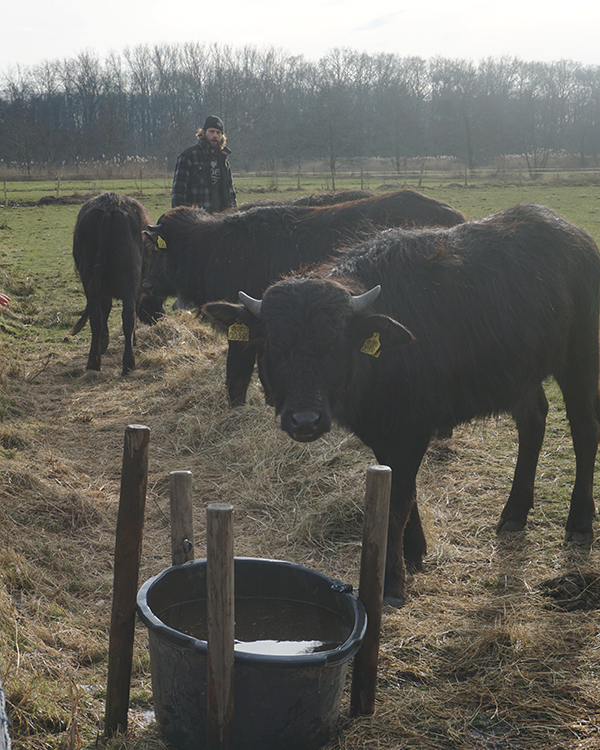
205;128;223;149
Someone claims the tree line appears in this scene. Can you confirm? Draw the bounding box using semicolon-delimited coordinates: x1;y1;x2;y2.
2;44;600;178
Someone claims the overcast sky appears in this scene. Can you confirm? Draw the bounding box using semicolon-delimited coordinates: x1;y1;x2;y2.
3;0;600;73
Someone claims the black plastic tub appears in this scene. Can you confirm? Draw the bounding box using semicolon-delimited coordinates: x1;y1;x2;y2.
136;557;367;750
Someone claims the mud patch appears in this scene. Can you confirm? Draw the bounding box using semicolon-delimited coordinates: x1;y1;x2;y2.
539;573;600;611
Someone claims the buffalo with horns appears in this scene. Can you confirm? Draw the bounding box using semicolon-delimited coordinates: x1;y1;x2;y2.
204;204;600;606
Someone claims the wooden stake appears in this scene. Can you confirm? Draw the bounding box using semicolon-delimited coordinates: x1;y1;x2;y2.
206;503;235;750
169;470;195;566
350;465;392;717
105;424;150;736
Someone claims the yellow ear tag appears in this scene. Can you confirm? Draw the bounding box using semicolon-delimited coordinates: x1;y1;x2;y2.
228;318;250;342
360;331;382;358
157;236;167;250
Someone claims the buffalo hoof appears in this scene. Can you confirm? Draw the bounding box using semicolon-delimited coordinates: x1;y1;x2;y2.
564;529;594;545
383;573;407;608
383;594;405;609
405;560;423;575
496;517;527;534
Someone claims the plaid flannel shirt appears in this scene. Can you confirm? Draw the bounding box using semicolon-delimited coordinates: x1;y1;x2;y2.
171;139;237;211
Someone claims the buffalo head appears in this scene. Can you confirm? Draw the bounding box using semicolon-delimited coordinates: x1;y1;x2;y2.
204;278;414;442
141;223;179;300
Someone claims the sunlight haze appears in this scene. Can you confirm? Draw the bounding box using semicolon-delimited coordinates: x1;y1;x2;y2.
3;0;600;72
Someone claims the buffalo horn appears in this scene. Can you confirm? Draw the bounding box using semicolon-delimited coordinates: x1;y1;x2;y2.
350;285;381;313
147;224;161;231
239;291;262;318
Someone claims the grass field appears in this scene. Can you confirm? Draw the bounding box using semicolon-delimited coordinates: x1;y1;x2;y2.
2;179;600;750
2;176;600;344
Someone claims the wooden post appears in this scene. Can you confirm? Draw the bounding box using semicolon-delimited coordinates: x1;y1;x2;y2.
105;425;150;736
169;471;195;566
206;503;235;750
350;465;392;717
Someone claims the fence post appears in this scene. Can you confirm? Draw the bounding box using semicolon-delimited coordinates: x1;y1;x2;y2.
169;471;195;566
206;503;235;750
105;424;150;736
350;465;391;717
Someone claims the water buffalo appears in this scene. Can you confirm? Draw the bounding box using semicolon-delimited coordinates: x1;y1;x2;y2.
143;189;466;404
72;192;165;375
237;189;374;210
204;204;600;606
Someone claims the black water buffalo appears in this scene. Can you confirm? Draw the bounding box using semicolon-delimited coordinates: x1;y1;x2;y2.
238;189;374;210
72;192;165;375
143;189;466;404
204;204;600;606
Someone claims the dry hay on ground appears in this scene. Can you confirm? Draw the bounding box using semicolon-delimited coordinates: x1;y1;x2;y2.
1;314;600;750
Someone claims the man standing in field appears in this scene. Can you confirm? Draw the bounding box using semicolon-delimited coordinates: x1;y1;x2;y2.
171;115;237;212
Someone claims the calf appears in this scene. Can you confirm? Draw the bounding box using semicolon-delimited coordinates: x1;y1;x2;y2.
143;189;466;404
237;189;374;210
72;192;163;375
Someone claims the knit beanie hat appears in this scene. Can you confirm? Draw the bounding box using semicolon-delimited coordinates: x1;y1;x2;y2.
203;115;224;132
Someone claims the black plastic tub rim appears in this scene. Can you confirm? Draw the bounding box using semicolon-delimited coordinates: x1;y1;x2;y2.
136;557;367;668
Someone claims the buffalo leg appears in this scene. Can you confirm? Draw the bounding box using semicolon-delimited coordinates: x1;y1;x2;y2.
87;296;105;370
100;297;112;355
557;368;599;543
497;384;548;533
373;436;430;607
121;293;136;375
226;341;257;406
403;501;427;572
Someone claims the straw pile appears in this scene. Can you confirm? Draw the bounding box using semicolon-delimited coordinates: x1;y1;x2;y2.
1;312;600;750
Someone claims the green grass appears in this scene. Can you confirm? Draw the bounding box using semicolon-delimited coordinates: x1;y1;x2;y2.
1;178;600;359
431;182;600;235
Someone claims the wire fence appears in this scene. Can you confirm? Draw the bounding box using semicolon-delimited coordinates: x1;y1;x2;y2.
3;165;600;206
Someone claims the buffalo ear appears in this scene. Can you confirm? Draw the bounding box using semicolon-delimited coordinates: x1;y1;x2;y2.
351;313;415;350
203;302;264;344
143;229;167;250
203;302;259;330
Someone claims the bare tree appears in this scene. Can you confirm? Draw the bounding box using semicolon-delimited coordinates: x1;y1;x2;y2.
3;45;600;176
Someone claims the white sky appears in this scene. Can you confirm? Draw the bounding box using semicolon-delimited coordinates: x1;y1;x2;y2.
3;0;600;73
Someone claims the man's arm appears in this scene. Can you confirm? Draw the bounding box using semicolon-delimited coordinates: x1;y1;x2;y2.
225;159;237;208
171;151;191;207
